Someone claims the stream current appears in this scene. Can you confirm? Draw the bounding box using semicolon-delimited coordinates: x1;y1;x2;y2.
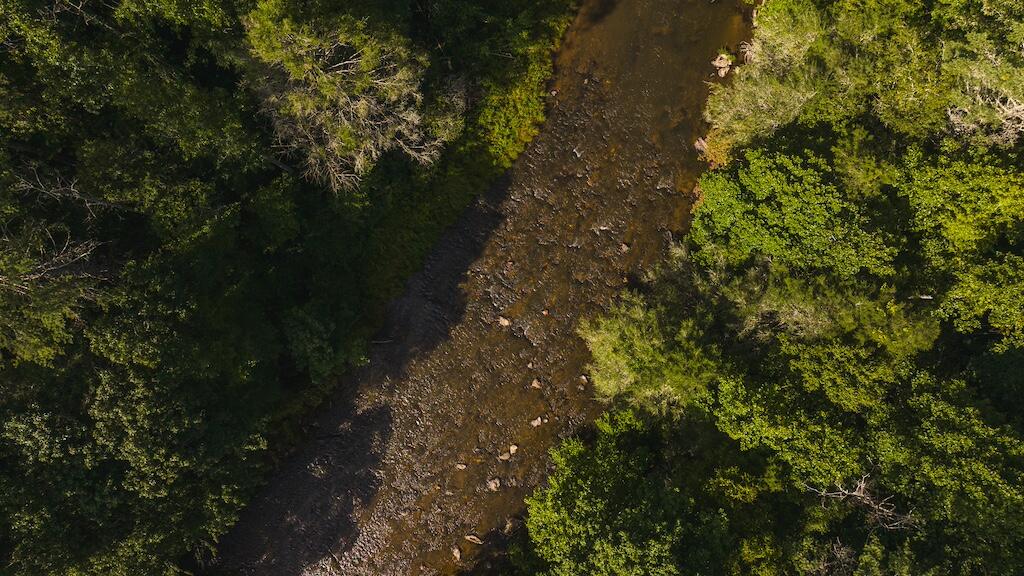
213;1;748;573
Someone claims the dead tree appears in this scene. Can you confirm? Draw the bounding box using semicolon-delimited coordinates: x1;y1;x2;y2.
11;166;124;220
0;225;103;296
808;538;856;576
805;473;917;531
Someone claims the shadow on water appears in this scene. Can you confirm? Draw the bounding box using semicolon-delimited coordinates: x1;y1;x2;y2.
207;0;750;573
200;172;513;576
197;398;391;576
371;177;513;381
577;0;619;27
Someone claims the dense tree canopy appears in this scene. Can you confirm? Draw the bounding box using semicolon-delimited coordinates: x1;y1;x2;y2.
0;0;573;573
517;0;1024;574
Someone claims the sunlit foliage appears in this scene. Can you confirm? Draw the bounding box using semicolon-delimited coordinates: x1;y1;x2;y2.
519;0;1024;574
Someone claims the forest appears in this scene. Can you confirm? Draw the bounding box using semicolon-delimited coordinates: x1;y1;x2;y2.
513;0;1024;574
0;0;572;573
4;0;1024;574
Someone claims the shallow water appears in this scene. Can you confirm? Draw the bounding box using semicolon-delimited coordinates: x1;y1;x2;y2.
212;1;748;573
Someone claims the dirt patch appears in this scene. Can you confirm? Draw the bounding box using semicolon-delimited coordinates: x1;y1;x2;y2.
209;0;748;574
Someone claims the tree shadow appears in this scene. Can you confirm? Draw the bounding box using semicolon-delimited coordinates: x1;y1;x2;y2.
196;393;391;575
198;171;512;575
578;0;619;27
369;176;511;379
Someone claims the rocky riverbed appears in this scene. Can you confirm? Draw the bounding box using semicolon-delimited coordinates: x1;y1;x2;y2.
211;0;748;573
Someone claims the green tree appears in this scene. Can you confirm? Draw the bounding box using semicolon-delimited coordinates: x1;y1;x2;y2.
692;150;895;278
244;0;450;193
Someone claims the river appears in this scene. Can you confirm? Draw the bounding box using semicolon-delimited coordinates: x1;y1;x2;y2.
211;0;748;573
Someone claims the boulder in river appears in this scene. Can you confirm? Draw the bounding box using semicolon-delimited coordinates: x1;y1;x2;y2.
694;137;709;154
712;53;732;69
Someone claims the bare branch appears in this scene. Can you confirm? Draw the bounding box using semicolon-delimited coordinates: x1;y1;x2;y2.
11;166;125;220
807;538;856;576
0;233;103;296
41;0;118;33
804;473;917;531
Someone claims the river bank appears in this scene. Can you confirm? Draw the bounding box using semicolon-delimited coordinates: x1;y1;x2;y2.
210;1;748;573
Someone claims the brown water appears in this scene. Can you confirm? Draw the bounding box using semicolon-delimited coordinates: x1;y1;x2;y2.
212;1;747;574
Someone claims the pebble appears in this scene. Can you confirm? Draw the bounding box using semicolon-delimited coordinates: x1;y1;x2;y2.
498;316;511;327
464;535;484;545
487;478;501;491
531;378;543;389
455;463;467;470
452;546;461;561
530;416;543;427
509;444;518;454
